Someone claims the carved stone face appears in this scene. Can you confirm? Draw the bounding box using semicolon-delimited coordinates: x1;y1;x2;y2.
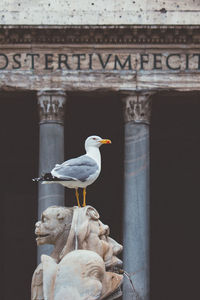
32;206;123;300
42;250;123;300
35;206;73;245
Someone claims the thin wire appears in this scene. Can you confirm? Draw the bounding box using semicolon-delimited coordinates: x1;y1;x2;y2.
123;271;140;300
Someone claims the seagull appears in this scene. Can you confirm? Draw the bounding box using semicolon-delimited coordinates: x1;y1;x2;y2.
33;135;111;207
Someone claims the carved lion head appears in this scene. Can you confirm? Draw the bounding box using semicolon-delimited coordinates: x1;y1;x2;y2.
35;206;73;245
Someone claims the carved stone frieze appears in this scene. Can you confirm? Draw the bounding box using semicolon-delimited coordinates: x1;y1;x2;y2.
122;92;153;124
0;25;200;45
37;90;66;124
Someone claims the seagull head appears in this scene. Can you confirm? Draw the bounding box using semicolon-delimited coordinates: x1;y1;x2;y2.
85;135;111;150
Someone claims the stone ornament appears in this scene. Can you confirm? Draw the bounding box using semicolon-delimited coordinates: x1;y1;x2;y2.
42;250;123;300
0;27;199;45
31;205;123;300
122;92;153;124
37;90;66;124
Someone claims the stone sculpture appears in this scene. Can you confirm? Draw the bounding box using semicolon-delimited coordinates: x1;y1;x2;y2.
31;205;123;300
42;250;123;300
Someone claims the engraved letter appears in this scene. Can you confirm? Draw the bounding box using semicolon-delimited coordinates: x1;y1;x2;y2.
89;53;93;70
72;54;86;70
12;53;21;69
26;53;40;70
0;54;8;70
45;54;54;70
153;54;162;70
58;54;71;70
193;54;200;70
114;55;132;70
166;54;181;70
97;54;112;69
140;54;149;70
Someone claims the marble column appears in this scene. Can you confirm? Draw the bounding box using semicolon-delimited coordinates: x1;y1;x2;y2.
122;92;152;300
37;90;66;262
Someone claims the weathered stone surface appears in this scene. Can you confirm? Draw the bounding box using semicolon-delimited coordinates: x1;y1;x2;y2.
0;26;200;92
1;68;200;92
123;123;150;300
0;26;199;45
37;90;66;262
2;50;200;71
122;92;151;300
42;250;123;300
122;92;152;124
1;42;200;92
32;205;123;300
38;90;66;124
0;0;199;25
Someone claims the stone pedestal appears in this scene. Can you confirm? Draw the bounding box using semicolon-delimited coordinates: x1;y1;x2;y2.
37;90;66;262
122;92;152;300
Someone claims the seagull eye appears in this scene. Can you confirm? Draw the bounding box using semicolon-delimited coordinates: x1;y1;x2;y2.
93;138;97;140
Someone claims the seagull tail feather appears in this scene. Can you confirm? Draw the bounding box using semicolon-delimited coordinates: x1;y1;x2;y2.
32;173;55;182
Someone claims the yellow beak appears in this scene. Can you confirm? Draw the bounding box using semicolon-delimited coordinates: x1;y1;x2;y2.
100;139;112;144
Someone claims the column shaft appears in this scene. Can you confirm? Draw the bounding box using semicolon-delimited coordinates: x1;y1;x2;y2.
38;123;64;211
37;90;66;262
122;93;151;300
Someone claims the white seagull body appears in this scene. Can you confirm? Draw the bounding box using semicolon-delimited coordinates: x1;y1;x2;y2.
50;152;101;189
33;135;111;206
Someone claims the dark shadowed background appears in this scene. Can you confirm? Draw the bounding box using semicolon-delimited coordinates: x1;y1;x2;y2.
0;91;199;299
150;92;200;300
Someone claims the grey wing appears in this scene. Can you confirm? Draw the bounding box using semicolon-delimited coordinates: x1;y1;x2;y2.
51;155;99;182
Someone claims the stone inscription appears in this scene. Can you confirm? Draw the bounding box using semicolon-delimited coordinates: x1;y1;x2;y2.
1;52;200;71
